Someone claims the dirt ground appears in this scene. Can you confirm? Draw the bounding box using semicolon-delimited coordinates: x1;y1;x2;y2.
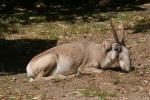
0;3;150;100
0;32;150;100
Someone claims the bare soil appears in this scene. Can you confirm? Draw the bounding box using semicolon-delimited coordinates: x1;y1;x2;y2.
0;3;150;100
0;32;150;100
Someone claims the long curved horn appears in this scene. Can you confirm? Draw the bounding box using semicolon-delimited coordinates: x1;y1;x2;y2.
121;22;126;45
109;20;119;43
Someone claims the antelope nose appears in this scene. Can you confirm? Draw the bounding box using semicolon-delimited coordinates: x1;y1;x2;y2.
114;47;119;51
114;44;122;52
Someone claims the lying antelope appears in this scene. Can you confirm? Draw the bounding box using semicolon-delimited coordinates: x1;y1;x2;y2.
26;21;131;82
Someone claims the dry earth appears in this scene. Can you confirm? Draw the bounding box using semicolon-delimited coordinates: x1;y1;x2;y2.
0;2;150;100
0;32;150;100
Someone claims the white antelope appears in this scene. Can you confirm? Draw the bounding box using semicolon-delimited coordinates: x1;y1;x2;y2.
26;21;131;82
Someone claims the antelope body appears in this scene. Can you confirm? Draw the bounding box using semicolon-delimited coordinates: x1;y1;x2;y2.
26;21;131;82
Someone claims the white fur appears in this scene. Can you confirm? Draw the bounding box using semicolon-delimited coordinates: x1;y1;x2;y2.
29;77;34;82
52;57;75;75
111;51;118;60
26;64;34;82
32;54;52;70
101;51;117;68
26;64;33;78
119;46;131;72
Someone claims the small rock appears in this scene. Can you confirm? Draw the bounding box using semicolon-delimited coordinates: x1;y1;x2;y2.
145;72;149;74
122;91;128;94
138;72;144;76
148;90;150;96
137;63;141;66
137;86;144;91
32;95;42;100
122;97;129;100
143;80;148;84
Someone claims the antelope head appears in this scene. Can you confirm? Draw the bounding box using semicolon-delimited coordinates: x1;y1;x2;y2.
109;20;131;72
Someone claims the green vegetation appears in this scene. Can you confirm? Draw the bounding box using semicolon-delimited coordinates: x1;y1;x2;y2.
0;11;149;40
72;88;117;99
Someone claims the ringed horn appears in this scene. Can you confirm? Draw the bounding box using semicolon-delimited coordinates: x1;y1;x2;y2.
109;20;126;46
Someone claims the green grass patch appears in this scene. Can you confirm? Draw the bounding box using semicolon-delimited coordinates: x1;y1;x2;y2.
0;11;149;40
72;88;117;99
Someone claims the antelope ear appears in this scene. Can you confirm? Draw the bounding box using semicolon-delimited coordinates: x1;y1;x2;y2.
102;40;112;52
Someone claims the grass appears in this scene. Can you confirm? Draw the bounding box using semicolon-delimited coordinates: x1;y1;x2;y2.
1;74;14;83
0;80;45;100
72;88;117;99
111;73;125;85
133;19;150;33
0;11;149;40
51;77;65;82
112;77;121;85
0;4;149;99
32;83;41;90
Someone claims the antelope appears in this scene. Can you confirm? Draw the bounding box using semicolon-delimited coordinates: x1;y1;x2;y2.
26;21;131;82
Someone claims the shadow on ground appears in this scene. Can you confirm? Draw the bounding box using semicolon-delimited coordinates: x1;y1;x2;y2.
0;39;57;74
133;20;150;33
101;66;135;73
